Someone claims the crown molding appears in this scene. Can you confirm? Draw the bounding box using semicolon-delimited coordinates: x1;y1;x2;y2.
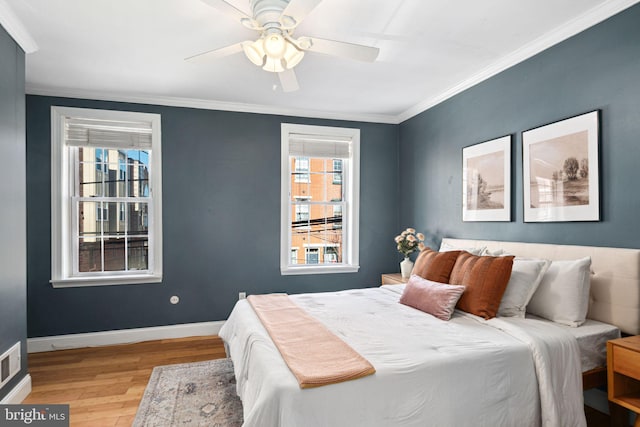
396;0;640;123
26;85;399;125
0;0;37;53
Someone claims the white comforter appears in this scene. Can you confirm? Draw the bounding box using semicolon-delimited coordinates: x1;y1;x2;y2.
219;285;586;427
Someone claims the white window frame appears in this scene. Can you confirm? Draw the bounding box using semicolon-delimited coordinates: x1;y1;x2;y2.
51;106;163;287
280;123;360;275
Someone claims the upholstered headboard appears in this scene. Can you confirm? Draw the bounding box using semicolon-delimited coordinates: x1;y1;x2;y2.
441;238;640;335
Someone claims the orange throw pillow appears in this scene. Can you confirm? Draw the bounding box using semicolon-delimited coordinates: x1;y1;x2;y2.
450;252;515;319
412;248;462;283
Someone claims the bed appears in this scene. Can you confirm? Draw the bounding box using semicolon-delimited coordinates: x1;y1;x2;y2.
219;239;640;426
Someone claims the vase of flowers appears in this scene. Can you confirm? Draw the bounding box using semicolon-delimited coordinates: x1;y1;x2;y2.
395;228;426;278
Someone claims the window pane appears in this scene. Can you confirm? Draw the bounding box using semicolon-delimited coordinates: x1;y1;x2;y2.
138;150;150;197
291;181;311;201
128;237;148;270
104;237;126;271
323;173;342;202
102;149;121;197
290;203;344;266
78;148;104;197
128;202;149;234
127;149;141;162
103;202;123;236
78;201;101;237
131;162;150;197
118;155;127;197
78;238;102;272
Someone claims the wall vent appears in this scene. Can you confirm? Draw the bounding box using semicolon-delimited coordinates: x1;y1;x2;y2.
0;342;21;389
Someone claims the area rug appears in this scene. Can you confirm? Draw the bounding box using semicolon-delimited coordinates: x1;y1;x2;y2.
133;358;243;427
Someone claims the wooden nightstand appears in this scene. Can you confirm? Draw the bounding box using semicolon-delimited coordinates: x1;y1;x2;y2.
608;336;640;426
381;273;409;285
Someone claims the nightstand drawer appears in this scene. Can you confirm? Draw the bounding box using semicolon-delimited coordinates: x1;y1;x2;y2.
613;346;640;380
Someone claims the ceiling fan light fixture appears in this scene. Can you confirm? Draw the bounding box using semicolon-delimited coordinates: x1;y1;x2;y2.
262;56;285;73
283;41;304;69
263;33;287;59
242;40;266;66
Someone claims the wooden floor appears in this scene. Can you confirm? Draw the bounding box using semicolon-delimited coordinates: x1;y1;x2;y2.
23;335;613;427
23;336;225;426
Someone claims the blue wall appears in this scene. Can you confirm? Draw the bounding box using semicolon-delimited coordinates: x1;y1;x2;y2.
0;25;27;400
26;97;399;337
399;4;640;250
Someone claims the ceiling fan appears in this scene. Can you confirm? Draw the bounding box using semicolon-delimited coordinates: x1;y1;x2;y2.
186;0;380;92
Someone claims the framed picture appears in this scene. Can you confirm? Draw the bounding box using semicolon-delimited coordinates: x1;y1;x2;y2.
462;135;511;221
522;110;600;222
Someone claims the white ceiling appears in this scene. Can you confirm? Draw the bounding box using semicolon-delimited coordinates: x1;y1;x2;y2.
2;0;638;123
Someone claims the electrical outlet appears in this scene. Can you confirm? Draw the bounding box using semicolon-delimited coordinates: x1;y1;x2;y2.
238;292;246;300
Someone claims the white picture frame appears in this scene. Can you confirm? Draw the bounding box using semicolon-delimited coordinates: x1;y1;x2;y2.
462;135;511;222
522;110;600;222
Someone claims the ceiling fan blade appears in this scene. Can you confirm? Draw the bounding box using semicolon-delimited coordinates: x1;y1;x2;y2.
281;0;322;27
200;0;256;27
278;69;300;92
185;42;244;63
305;37;379;62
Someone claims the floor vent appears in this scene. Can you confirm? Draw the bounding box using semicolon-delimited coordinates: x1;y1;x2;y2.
0;342;20;389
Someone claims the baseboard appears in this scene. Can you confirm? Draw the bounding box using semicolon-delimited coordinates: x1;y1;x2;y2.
0;374;32;404
27;321;225;353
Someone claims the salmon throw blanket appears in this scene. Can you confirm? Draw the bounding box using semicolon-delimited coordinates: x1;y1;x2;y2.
247;294;376;388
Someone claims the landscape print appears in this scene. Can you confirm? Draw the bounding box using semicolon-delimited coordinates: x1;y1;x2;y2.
466;151;505;210
528;130;589;209
462;135;510;222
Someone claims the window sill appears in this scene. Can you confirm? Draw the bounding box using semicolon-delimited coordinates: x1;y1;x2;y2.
50;274;162;288
280;265;360;276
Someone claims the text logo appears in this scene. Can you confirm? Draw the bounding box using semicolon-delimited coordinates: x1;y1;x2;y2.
0;405;69;426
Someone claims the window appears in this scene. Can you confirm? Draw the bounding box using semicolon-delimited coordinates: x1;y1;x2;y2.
294;157;310;183
305;248;319;264
51;106;162;287
333;159;343;184
295;204;309;222
96;204;109;221
324;246;339;263
332;204;343;229
280;123;360;275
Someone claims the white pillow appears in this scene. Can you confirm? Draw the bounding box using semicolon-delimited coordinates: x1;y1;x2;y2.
498;258;550;318
526;257;592;327
439;241;485;256
482;248;507;257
